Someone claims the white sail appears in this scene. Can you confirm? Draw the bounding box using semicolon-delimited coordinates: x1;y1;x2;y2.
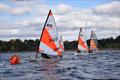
36;10;62;58
59;35;64;52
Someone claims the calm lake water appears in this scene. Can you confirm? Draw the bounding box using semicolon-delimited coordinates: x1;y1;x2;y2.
0;51;120;80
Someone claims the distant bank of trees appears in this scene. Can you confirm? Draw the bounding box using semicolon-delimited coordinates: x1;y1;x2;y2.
0;36;120;52
0;39;39;52
97;36;120;50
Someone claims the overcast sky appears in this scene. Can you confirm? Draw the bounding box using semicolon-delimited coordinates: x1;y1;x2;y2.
0;0;120;41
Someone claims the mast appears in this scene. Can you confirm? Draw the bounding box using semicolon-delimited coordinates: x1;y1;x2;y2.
35;10;52;59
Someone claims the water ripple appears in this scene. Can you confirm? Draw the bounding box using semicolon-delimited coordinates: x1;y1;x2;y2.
0;50;120;80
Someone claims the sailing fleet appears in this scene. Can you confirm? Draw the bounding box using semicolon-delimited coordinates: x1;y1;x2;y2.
35;10;98;60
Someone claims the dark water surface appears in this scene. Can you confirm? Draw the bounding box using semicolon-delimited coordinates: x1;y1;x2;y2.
0;51;120;80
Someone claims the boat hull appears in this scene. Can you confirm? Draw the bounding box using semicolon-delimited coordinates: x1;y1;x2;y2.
29;53;61;62
74;51;101;55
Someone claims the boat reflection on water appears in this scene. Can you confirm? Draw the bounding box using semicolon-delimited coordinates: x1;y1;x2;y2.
37;59;60;80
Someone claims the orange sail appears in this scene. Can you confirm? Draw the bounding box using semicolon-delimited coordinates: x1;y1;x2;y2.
77;28;88;52
36;10;62;59
90;40;97;49
89;30;98;52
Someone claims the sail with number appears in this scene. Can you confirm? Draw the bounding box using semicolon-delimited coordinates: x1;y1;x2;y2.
35;10;62;59
59;35;64;52
89;30;98;52
77;28;88;53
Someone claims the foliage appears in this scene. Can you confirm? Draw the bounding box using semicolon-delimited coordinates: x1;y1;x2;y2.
0;36;120;52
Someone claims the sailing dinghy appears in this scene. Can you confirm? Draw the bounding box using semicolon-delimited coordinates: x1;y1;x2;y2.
89;30;98;53
59;35;64;54
76;27;89;55
35;10;62;60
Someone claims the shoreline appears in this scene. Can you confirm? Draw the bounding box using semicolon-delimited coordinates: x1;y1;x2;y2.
0;49;120;53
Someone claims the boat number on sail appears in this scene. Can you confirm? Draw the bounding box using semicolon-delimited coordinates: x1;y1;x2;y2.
46;24;53;29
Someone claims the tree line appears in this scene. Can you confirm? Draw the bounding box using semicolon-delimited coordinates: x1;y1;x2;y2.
0;36;120;52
